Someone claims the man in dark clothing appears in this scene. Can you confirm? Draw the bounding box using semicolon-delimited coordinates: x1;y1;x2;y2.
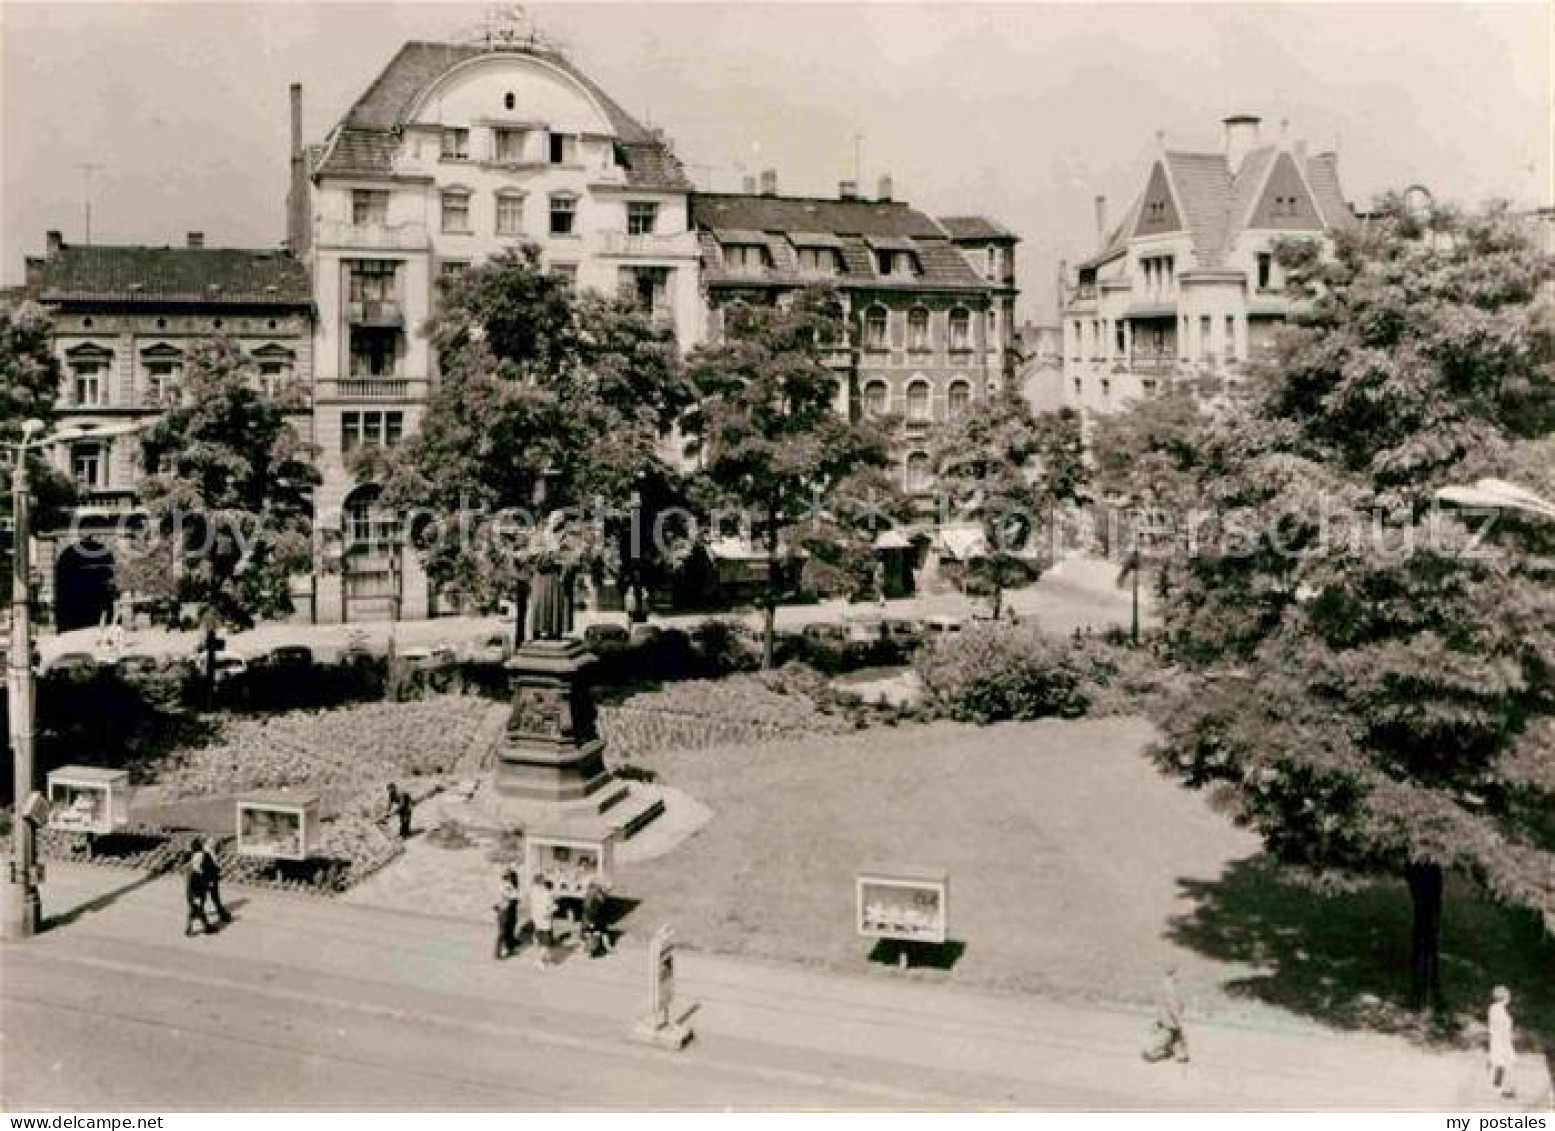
184;856;212;937
494;869;521;960
386;783;413;839
193;838;231;924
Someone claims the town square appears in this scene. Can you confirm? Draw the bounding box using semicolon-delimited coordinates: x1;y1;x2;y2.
0;0;1550;1117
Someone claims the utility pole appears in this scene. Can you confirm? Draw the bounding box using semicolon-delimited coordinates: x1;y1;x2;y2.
4;420;46;939
75;163;103;245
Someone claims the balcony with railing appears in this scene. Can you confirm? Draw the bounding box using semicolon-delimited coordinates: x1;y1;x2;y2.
597;230;699;259
316;220;430;251
324;376;420;402
74;488;143;515
346;300;405;328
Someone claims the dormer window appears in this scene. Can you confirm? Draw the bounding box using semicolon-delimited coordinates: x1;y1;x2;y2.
724;244;768;275
875;249;919;278
796;246;837;276
440;128;469;161
1146;200;1167;223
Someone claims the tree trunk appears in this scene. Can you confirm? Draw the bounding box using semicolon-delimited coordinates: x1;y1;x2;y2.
1406;861;1444;1009
763;507;779;670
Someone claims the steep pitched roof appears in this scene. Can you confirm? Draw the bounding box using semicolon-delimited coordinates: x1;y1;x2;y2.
315;40;689;190
690;193;991;291
1162;151;1234;263
24;244;311;306
1101;140;1354;268
938;215;1017;241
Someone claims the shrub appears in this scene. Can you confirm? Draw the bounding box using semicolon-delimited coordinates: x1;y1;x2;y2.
917;624;1090;723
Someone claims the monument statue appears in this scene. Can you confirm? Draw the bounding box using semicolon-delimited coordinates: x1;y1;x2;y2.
529;567;569;641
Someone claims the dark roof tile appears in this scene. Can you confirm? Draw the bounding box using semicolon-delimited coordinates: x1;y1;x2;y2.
938;215;1017;240
26;244;311;305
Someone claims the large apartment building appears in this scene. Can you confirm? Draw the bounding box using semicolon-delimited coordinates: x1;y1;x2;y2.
1057;114;1355;416
291;40;700;621
19;233;313;631
691;179;1019;501
13;34;1020;627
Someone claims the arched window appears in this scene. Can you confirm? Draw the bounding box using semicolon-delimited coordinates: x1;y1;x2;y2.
907;306;930;351
343;483;398;554
864;306;889;350
947;379;971;417
905;451;931;493
906;378;931;422
948;308;971;351
863;379;889;417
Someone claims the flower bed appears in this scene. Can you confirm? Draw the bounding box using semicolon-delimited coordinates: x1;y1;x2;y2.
147;696;491;803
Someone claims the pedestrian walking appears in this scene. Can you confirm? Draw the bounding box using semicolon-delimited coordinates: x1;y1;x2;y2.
529;875;557;969
192;837;231;925
493;869;521;960
385;783;413;839
580;879;612;958
1142;965;1190;1063
1488;985;1517;1098
184;853;213;937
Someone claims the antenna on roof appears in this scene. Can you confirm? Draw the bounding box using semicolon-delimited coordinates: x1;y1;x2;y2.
75;163;103;245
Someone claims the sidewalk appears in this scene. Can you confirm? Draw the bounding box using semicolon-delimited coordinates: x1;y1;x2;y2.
10;861;1547;1111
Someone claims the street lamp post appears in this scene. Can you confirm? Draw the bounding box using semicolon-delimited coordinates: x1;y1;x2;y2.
4;419;47;939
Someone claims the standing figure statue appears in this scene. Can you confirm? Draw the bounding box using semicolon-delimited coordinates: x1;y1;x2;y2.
528;567;570;641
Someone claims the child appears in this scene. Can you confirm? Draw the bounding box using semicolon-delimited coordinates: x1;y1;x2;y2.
1488;986;1516;1099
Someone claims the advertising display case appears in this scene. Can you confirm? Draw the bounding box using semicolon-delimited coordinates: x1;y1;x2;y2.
47;766;131;835
235;791;320;861
524;830;615;898
856;865;949;945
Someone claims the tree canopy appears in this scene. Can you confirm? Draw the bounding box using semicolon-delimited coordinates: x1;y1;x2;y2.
1151;198;1555;1002
376;245;691;619
682;288;892;664
132;337;319;628
930;391;1087;616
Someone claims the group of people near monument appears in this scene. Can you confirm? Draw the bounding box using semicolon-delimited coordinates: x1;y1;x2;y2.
494;868;612;967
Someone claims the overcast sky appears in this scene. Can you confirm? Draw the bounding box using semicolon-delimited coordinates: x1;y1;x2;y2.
3;1;1548;318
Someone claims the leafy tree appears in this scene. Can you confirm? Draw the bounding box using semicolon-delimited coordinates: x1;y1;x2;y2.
377;245;690;635
930;393;1087;618
131;338;319;636
683;288;890;666
0;299;76;593
1091;388;1210;641
1152;198;1554;1007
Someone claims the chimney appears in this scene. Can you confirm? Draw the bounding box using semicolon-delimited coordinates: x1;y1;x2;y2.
877;174;893;202
1222;113;1261;172
838;180;858;201
45;230;64;261
742;174;757;195
186;232;205;249
1294;139;1307;162
286;83;311;259
1094;195;1108;244
759;168;778;197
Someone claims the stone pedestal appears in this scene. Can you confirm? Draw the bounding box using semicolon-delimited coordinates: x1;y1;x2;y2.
487;637;663;837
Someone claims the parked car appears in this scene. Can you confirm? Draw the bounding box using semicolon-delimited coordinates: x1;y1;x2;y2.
923;614;965;638
843;615;885;644
882;618;924;645
801;622;847;643
45;651;100;677
398;645;458;669
113;652;162;679
628;623;663;646
263;644;315;670
583;623;630;651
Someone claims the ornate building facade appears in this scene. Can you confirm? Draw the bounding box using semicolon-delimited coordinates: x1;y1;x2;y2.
20;232;313;631
1059;114;1355;417
690;179;1019;502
